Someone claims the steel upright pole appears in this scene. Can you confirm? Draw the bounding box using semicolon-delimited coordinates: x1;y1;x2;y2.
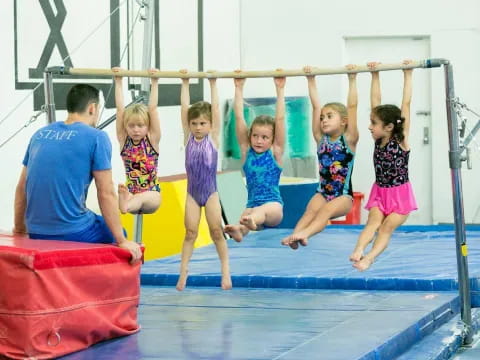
443;61;473;345
140;0;155;97
133;0;155;245
44;71;56;124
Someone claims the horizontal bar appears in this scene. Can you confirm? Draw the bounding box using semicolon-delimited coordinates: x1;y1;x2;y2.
46;58;446;79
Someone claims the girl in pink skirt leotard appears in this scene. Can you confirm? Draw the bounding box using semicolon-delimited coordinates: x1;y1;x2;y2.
350;60;417;271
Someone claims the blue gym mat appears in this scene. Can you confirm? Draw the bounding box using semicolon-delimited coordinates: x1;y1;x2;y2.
141;227;480;304
60;287;459;360
59;227;480;359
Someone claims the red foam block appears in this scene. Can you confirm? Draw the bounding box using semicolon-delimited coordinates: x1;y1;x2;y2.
0;234;141;359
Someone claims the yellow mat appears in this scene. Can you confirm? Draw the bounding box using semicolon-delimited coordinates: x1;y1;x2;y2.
121;177;213;261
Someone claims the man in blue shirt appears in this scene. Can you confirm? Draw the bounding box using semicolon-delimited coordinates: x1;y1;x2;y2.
13;84;141;263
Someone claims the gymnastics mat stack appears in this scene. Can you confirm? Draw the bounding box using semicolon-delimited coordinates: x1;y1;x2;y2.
0;235;140;359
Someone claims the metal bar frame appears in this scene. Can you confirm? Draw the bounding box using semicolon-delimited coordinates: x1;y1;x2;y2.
443;61;473;345
43;70;56;124
43;57;474;344
140;0;154;96
463;119;480;149
131;0;155;245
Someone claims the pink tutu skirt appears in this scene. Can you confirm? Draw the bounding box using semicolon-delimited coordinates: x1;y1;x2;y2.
365;182;418;216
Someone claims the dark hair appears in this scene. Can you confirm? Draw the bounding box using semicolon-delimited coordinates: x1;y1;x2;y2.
188;101;212;122
372;104;405;142
248;115;275;140
66;84;99;113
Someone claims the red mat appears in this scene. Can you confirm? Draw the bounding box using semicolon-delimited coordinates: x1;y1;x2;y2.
0;234;141;359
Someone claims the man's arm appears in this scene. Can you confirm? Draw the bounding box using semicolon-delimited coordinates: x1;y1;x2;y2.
13;166;28;235
93;169;142;263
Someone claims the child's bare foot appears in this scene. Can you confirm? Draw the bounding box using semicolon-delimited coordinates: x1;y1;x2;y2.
221;274;232;290
118;184;131;214
290;232;309;247
176;269;188;291
224;225;244;243
281;235;299;250
353;257;374;272
349;249;364;262
240;215;257;231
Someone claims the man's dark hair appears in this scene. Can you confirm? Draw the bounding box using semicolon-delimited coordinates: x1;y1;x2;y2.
66;84;99;113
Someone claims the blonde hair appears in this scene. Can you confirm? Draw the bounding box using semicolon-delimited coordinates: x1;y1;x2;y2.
188;101;212;123
322;102;348;129
323;102;348;118
248;115;275;140
123;103;150;128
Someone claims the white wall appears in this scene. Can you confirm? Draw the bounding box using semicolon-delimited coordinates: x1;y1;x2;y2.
1;0;479;229
238;0;480;224
0;0;240;230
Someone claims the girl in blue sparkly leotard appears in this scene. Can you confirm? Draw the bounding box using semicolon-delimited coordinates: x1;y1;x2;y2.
224;71;286;243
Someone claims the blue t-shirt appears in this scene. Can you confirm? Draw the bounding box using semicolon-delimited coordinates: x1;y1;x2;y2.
22;121;112;235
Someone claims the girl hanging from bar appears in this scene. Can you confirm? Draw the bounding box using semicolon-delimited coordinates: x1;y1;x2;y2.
350;60;417;271
281;65;359;249
177;70;231;291
113;67;162;214
223;71;286;242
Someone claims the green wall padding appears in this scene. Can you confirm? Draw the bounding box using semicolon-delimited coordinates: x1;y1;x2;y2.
223;96;312;160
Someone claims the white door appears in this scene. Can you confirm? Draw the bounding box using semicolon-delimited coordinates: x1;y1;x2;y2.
345;36;432;224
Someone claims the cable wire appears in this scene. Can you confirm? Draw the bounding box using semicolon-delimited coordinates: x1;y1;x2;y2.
0;0;135;148
98;4;144;122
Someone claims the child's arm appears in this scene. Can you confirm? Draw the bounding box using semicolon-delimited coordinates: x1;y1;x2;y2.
401;59;413;146
113;67;127;145
368;62;381;109
147;69;161;148
303;66;322;144
180;69;190;146
345;65;359;149
233;72;250;158
273;74;286;164
208;73;220;148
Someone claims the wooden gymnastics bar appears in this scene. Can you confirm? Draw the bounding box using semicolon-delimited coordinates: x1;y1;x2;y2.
46;59;444;79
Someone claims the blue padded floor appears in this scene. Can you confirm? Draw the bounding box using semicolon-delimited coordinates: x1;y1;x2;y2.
398;308;480;360
61;287;459;360
60;227;480;359
453;335;480;360
142;227;480;304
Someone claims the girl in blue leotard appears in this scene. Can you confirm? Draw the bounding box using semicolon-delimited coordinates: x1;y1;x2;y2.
224;71;286;243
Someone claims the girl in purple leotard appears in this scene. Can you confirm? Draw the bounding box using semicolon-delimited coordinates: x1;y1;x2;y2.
176;70;231;292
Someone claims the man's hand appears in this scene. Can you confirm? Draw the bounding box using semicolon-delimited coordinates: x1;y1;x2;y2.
118;240;143;264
